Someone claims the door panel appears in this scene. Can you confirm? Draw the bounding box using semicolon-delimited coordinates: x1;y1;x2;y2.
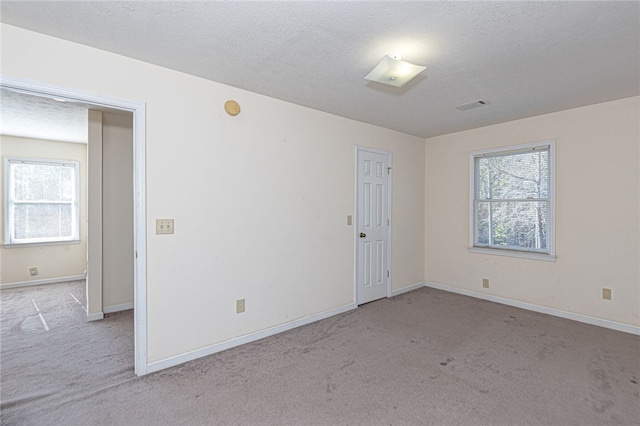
356;148;390;304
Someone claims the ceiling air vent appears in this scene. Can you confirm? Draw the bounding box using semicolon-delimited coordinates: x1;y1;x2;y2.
455;99;489;111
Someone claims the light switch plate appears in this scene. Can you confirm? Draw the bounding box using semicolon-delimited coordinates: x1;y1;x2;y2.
156;219;174;235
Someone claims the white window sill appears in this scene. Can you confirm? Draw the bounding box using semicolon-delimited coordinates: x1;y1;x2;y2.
3;239;81;249
469;246;557;262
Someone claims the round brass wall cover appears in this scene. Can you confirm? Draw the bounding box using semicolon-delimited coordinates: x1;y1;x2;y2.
224;100;241;116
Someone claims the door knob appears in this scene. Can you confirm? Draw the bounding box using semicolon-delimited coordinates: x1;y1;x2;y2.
359;232;366;238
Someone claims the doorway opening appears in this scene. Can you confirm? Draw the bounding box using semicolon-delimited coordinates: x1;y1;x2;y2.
1;75;147;375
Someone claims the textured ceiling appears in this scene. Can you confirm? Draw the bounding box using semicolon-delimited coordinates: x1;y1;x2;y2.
0;89;89;143
1;1;639;139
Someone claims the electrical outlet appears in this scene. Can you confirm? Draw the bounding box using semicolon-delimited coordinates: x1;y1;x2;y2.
602;288;612;300
156;219;174;235
482;278;489;288
29;267;38;276
236;299;246;314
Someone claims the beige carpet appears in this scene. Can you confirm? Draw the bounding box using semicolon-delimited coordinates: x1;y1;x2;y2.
1;280;639;425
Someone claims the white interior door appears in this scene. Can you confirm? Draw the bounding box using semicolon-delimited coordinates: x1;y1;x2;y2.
356;147;391;305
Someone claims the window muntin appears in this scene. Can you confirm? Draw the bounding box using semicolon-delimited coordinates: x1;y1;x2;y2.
471;142;554;256
4;157;80;245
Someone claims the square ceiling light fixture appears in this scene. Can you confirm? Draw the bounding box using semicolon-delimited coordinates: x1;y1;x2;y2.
365;54;426;88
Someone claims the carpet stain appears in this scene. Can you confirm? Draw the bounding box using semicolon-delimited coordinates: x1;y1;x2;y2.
340;360;355;370
17;316;43;332
504;315;517;324
591;399;614;414
587;349;617;414
440;357;454;366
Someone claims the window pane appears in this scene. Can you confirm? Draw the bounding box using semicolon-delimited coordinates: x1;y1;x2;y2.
477;150;548;200
477;200;548;251
476;202;490;245
13;163;75;202
13;203;73;240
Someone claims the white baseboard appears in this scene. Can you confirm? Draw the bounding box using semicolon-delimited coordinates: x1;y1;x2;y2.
146;302;357;374
1;275;85;290
87;312;104;321
104;302;134;314
389;281;425;297
425;281;640;336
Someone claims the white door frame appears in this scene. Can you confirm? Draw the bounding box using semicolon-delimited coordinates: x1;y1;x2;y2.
1;75;148;376
354;145;393;304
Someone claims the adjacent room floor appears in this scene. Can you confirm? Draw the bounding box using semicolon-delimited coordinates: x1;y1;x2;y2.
1;281;638;425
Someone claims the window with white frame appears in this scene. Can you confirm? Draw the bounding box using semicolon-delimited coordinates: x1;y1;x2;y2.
4;157;80;246
470;141;555;259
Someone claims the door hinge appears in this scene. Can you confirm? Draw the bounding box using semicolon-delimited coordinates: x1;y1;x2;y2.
135;251;138;259
387;270;390;278
387;219;390;226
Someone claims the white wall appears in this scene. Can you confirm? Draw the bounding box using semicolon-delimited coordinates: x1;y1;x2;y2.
0;24;425;364
86;110;103;317
101;111;134;309
86;110;134;317
425;97;640;327
0;135;88;285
